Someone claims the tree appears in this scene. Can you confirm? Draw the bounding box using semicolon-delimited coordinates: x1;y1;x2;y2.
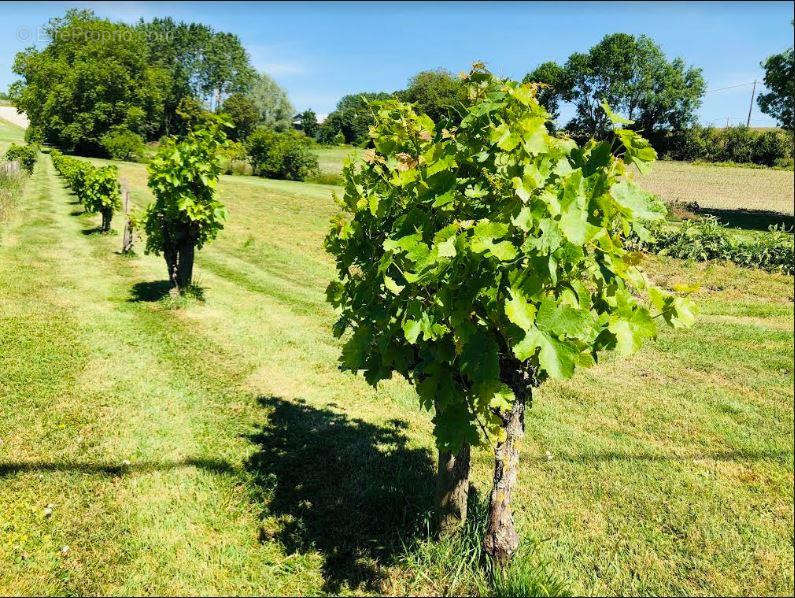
758;47;794;130
10;9;168;154
319;92;393;146
199;32;255;111
142;116;229;292
397;69;467;125
324;65;694;565
294;109;319;138
561;33;705;139
523;61;569;122
247;72;295;132
136;17;214;136
221;93;260;141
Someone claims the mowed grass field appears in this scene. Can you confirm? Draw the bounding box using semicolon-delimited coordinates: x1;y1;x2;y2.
1;125;793;595
314;147;795;218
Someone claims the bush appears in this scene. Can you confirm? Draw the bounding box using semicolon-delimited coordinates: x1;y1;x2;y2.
218;141;252;175
100;128;146;162
659;126;793;166
5;143;38;174
630;216;794;274
246;128;318;181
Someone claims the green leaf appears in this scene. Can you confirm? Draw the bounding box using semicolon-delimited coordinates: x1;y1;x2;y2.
600;101;634;126
505;288;537;332
610;180;664;220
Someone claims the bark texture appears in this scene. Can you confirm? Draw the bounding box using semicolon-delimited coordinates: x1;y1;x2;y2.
483;366;534;568
436;442;471;536
162;224;197;293
121;183;134;253
100;208;112;233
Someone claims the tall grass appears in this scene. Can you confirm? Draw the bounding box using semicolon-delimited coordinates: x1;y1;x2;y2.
0;169;24;226
395;492;571;596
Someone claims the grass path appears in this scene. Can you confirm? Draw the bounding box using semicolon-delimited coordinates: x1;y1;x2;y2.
1;151;793;595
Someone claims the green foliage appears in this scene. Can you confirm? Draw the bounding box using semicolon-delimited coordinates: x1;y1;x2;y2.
294;109;319;138
51;150;94;205
100;128;146;162
5;143;38;174
318;92;393;146
218;140;252;175
220;93;260;141
142;118;229;256
51;150;120;230
247;71;295;131
396;69;467;126
82;165;121;215
200;32;256;110
631;217;794;274
659;126;793;166
523;62;569;122
246;128;318;181
11;9;168;154
559;33;705;139
758;47;794;130
325;65;693;451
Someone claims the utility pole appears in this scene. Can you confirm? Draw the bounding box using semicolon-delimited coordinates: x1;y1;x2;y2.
746;80;757;127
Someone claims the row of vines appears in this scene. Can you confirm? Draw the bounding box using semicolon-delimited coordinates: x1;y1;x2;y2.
51;151;121;233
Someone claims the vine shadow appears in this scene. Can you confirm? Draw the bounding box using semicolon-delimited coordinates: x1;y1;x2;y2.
696;207;794;232
245;396;436;593
129;280;172;302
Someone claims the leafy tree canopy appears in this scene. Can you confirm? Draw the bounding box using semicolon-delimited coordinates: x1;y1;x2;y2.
11;9;168;154
247;72;295;132
220;93;260;141
396;69;467;126
319;92;393;146
758;47;794;130
325;65;694;452
294;109;319;138
525;33;705;139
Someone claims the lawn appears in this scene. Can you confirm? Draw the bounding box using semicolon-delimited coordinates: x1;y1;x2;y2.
1;132;793;595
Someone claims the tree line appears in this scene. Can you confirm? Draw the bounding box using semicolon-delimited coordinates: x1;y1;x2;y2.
10;9;293;156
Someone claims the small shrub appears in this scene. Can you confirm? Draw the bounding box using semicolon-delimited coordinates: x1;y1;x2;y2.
83;165;121;232
5;143;38;174
100;128;146;162
246;128;318;181
218;141;252;175
630;216;794;274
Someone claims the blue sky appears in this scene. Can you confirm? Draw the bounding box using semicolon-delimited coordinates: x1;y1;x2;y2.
1;1;792;126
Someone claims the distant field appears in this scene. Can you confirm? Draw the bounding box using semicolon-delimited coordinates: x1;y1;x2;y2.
637;160;794;217
313;147;794;218
0;117;25;154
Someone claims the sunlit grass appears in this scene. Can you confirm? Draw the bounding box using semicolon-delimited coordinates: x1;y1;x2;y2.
1;136;792;595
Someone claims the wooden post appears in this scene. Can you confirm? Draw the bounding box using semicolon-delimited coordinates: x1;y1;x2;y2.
121;179;134;253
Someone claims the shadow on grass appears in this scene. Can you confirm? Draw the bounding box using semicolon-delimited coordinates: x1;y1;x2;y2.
129;280;172;302
0;457;237;477
81;226;104;236
129;280;206;303
696;207;794;232
69;210;85;216
245;395;436;593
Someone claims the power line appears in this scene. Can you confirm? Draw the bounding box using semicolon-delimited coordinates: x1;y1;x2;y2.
704;81;760;94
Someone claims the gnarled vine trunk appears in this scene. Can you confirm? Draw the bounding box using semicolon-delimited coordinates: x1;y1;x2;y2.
162;224;196;294
436;442;471;536
100;208;112;233
484;367;533;568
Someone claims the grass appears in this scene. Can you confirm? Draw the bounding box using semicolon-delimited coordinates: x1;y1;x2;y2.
1;128;793;595
637;160;794;217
